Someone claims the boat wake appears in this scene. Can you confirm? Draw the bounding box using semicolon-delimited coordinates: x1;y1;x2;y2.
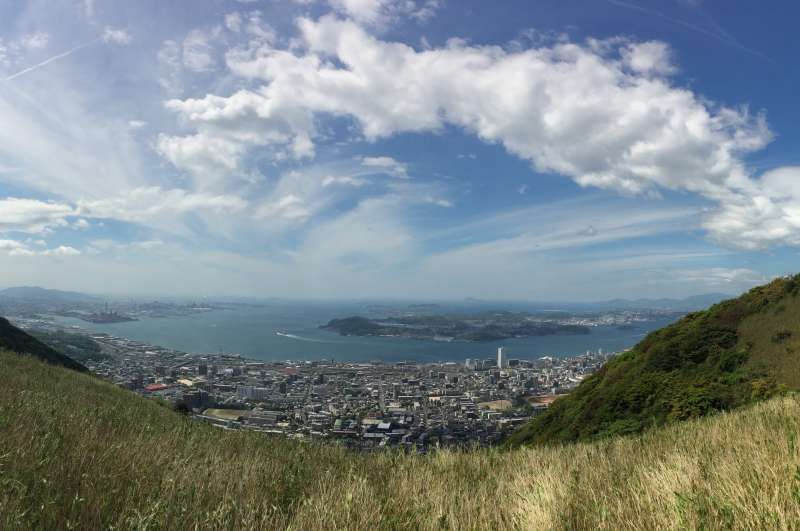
275;331;328;343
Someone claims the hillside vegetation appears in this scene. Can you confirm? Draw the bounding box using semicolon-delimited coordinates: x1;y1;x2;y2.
4;350;800;529
0;317;86;372
508;274;800;446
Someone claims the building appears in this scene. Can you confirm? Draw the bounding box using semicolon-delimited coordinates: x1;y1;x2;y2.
236;386;270;401
497;347;507;369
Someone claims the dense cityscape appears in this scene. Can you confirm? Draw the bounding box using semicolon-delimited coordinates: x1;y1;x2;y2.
88;335;615;450
11;308;617;451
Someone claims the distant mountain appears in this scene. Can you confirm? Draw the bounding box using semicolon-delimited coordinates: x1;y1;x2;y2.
595;292;730;311
0;286;97;302
508;276;800;446
0;317;87;372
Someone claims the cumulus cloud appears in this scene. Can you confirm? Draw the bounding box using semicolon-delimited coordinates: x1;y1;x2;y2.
703;166;800;249
155;15;798;249
621;41;675;75
157;11;274;98
0;239;81;257
0;198;74;234
225;11;276;43
0;239;35;256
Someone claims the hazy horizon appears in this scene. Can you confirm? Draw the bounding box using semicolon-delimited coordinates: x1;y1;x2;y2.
0;283;740;306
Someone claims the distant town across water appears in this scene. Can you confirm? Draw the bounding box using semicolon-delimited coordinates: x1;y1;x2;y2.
45;301;681;363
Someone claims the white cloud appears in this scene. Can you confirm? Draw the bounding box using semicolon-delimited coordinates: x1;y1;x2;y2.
182;29;217;72
0;239;81;257
239;11;277;43
0;198;74;234
87;238;165;254
672;267;765;286
426;197;452;208
299;194;416;269
0;75;146;199
19;32;50;51
425;198;698;262
0;239;35;256
252;162;449;236
102;27;132;45
702;166;800;249
157;131;247;185
257;193;312;222
41;245;81;256
328;0;442;28
225;12;243;33
322;175;368;187
622;41;675;75
157;40;183;94
254;166;362;226
77;187;248;223
361;156;408;177
158;16;791;249
128;120;147;129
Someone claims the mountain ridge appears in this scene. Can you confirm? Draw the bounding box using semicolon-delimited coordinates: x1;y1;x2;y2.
0;286;97;302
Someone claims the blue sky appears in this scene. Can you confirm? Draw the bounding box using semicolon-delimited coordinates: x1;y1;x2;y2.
0;0;799;300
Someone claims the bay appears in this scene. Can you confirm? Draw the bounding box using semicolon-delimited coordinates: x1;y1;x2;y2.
50;301;679;363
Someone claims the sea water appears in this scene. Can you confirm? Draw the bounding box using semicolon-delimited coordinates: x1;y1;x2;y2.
50;301;678;363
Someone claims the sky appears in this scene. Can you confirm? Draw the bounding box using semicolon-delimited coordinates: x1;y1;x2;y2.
1;0;799;301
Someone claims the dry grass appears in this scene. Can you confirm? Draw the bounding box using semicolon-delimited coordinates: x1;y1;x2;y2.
3;350;800;530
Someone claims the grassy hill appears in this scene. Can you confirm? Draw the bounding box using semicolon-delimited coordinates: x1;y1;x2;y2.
3;350;800;528
507;274;800;446
0;317;86;372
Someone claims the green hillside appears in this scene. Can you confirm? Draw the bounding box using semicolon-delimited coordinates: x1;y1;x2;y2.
0;317;87;372
4;350;800;529
508;275;800;446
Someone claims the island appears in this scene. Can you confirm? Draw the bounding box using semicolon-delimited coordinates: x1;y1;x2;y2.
320;312;590;342
81;310;137;324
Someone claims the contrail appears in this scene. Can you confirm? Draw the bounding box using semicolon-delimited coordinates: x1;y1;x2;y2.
5;38;100;82
607;0;772;63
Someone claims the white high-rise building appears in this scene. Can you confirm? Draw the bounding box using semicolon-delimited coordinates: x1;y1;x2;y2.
497;347;506;369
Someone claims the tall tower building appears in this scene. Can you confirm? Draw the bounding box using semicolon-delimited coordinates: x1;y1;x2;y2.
497;347;506;369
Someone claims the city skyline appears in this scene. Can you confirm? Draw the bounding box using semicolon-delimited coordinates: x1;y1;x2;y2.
1;1;799;300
